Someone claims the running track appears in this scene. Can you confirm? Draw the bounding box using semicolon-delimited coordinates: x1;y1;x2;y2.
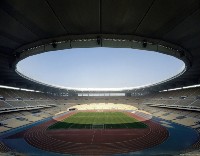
7;111;169;155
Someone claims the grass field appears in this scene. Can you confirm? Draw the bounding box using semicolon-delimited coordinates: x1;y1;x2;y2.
48;112;147;129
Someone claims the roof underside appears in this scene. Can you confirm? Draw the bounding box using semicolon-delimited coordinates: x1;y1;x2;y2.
0;0;200;94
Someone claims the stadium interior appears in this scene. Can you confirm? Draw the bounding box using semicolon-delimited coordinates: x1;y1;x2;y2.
0;0;200;155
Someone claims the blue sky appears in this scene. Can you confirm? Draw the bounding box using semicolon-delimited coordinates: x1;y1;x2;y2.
17;48;185;89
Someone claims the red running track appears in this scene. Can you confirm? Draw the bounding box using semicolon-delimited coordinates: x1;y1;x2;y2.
23;111;169;155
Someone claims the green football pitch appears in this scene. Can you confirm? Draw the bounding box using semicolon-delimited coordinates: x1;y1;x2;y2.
48;112;147;129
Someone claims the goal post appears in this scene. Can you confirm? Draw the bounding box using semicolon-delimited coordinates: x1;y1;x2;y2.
92;124;104;129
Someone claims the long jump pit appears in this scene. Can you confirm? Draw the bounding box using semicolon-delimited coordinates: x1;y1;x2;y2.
20;111;169;155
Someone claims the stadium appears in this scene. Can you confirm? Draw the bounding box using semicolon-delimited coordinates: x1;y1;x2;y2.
0;0;200;155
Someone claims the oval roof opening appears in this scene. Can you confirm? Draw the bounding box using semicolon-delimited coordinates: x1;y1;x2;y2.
16;47;185;91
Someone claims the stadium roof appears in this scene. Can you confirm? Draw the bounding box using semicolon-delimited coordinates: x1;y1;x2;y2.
0;0;200;94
